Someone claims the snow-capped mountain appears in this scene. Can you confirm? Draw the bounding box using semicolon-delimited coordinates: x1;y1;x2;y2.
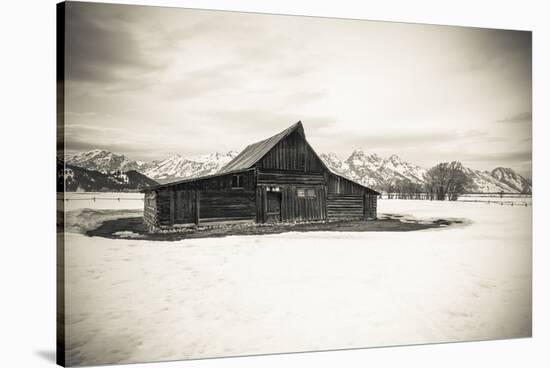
491;167;532;193
320;151;531;194
321;150;427;189
462;168;517;193
142;151;238;183
57;162;158;192
66;149;143;173
65;150;239;184
66;149;531;193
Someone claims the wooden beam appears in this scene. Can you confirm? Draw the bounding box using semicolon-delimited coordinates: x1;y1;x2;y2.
195;190;200;225
262;187;267;223
363;193;367;220
169;190;175;226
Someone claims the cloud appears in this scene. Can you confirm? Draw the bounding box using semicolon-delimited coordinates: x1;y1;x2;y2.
497;111;532;123
453;28;531;74
61;3;532;175
162;64;243;100
318;130;457;151
65;3;167;84
460;150;532;164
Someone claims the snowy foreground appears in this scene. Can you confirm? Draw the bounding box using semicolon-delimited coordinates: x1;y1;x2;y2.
62;196;532;366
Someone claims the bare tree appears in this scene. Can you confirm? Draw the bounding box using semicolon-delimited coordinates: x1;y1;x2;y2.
424;161;472;201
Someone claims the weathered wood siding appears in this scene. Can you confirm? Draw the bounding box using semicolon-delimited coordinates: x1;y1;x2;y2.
174;190;197;224
365;194;378;219
290;186;326;222
150;170;257;226
327;194;364;220
143;191;158;227
327;173;366;195
154;188;256;225
156;190;173;227
256;185;326;223
257;170;325;185
266;192;282;222
200;190;256;221
256;131;325;173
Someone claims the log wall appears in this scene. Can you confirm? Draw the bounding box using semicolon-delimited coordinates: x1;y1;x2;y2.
153;188;256;226
327;194;364;220
199;190;256;221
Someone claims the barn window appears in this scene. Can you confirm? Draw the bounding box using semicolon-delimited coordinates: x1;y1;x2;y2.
297;188;316;198
232;174;243;188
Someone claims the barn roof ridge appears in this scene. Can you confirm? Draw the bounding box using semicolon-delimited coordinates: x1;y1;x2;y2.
217;121;304;174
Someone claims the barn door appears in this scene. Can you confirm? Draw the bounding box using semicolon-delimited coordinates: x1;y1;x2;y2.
364;194;377;220
266;191;282;222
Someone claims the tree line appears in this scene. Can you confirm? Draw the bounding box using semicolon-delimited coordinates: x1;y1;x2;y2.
382;161;473;201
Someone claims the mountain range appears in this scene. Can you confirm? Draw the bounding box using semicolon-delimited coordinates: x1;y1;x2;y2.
65;149;532;194
58;158;159;192
320;150;531;194
66;149;239;185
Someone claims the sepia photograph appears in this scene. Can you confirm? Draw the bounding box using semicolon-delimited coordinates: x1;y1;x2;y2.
56;1;532;366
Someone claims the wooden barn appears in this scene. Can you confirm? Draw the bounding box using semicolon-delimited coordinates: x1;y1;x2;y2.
143;122;379;228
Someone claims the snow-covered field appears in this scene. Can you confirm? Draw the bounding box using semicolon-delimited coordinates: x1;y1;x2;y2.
457;194;532;205
60;192;144;211
62;196;532;366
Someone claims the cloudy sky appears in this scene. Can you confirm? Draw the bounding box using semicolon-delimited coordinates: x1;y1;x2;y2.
63;2;532;177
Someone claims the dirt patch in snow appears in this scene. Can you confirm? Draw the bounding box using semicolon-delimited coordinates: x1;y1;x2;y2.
79;209;469;241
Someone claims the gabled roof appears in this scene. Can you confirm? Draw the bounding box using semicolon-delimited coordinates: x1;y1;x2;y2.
218;121;305;173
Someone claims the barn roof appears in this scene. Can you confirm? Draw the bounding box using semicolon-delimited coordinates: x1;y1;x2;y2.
218;121;305;173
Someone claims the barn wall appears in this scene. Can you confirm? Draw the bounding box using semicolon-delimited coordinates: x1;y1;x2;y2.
257;170;325;186
143;191;158;227
151;170;257;226
257;131;325;173
200;190;256;221
154;188;256;226
365;194;378;219
256;184;326;223
327;173;366;195
174;190;196;224
327;194;364;220
288;186;326;222
156;190;174;227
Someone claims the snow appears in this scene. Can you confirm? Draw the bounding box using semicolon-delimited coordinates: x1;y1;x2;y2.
491;167;531;193
62;198;531;366
66;150;142;173
322;151;428;188
142;151;238;181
